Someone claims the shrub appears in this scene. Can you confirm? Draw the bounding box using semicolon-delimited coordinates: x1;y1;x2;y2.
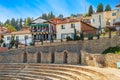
66;36;73;41
0;39;4;43
74;35;80;41
102;46;120;54
104;27;110;32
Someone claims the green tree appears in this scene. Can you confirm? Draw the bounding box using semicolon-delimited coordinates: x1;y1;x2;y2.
105;4;111;11
25;17;32;26
5;24;17;32
19;18;23;29
58;14;64;18
49;11;55;19
88;5;93;16
11;18;16;27
41;12;55;20
83;13;89;17
15;19;19;30
71;14;77;17
0;21;3;26
97;3;104;12
74;28;80;40
41;13;48;20
10;35;15;48
4;19;10;25
0;35;4;47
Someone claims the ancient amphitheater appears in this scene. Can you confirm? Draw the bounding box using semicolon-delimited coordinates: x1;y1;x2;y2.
0;63;120;80
0;37;120;80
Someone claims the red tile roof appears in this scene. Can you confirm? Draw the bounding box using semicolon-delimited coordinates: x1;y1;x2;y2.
116;4;120;7
113;22;120;25
50;18;79;24
81;21;97;34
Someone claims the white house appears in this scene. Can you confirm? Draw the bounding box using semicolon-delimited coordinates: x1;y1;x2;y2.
91;4;120;30
3;30;33;47
56;18;81;39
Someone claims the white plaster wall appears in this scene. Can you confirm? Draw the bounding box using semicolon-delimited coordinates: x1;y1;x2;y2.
56;22;81;39
3;34;33;46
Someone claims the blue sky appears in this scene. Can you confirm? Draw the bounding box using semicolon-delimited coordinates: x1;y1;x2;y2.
0;0;119;22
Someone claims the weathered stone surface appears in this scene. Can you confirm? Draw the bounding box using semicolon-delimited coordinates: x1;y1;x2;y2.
0;52;24;63
81;50;120;68
54;51;65;64
27;53;37;63
41;52;52;63
67;52;80;64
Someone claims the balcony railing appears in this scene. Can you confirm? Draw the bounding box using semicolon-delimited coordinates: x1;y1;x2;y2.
31;29;49;32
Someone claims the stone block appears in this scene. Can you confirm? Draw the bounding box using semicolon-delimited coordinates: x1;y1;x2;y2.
27;53;37;63
41;52;52;63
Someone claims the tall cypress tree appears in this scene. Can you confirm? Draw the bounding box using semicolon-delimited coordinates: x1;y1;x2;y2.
105;4;111;11
19;18;23;30
97;3;104;12
88;5;93;16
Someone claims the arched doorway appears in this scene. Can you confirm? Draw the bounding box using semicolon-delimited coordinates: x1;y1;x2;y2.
37;52;41;63
51;52;54;63
23;52;27;63
64;52;68;64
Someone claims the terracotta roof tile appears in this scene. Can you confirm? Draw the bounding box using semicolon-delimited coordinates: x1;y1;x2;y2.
50;18;79;24
116;4;120;7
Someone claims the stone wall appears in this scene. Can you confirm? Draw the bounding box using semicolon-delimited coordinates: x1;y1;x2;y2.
27;52;37;63
67;51;80;64
81;50;120;68
41;52;52;63
104;54;120;68
0;47;8;52
0;36;119;68
54;51;65;64
0;52;24;63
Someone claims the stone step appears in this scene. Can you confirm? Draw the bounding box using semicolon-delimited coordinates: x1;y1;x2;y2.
28;64;103;80
0;67;89;80
21;69;79;80
29;64;107;78
0;71;56;80
27;67;92;80
19;70;71;80
0;75;45;80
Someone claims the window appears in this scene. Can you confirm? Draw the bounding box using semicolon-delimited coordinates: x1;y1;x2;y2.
16;36;19;41
113;19;116;23
112;13;116;16
71;24;75;28
7;37;11;40
117;8;120;12
61;25;65;29
61;34;67;39
92;19;95;22
24;35;28;39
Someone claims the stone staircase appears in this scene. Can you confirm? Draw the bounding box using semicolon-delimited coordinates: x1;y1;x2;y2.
0;63;120;80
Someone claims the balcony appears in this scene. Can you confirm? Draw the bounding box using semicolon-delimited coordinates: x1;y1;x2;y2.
31;29;49;33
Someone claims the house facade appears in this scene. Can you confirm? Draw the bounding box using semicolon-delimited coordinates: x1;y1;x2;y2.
91;5;120;31
51;18;97;40
30;18;55;42
114;4;120;35
3;30;33;47
91;10;117;30
55;18;81;39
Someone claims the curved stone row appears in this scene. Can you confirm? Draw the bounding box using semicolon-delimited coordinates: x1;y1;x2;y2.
0;63;120;80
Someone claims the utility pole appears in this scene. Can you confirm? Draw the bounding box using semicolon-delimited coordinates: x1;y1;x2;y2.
23;36;28;63
99;15;102;34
